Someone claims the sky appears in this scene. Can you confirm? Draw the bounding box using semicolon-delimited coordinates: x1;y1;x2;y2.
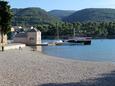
7;0;115;11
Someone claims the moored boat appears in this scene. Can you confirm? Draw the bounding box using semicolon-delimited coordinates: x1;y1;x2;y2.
48;40;64;46
66;37;92;45
55;40;64;45
39;42;48;46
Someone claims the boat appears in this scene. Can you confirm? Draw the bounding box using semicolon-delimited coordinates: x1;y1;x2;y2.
48;40;64;46
39;42;48;46
55;40;64;45
66;37;92;45
49;23;64;46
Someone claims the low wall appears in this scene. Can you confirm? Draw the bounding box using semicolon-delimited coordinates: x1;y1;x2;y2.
13;37;27;44
4;43;26;50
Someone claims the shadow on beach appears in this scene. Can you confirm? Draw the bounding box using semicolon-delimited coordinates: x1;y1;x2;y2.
39;70;115;86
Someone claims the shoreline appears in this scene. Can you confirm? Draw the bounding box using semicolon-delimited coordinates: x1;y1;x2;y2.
42;49;115;64
42;51;115;64
0;47;115;86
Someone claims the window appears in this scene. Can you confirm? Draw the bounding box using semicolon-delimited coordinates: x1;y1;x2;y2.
29;37;34;41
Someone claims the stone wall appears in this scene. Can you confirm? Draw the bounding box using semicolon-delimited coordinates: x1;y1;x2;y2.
27;31;41;45
13;37;27;44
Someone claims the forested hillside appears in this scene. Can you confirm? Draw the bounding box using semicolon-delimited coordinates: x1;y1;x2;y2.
12;8;115;26
63;8;115;22
48;10;75;19
12;7;60;26
36;22;115;39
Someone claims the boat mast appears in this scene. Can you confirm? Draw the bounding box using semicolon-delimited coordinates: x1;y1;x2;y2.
56;22;59;39
73;28;76;38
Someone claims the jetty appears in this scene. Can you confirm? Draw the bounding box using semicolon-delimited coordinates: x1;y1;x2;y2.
66;37;92;45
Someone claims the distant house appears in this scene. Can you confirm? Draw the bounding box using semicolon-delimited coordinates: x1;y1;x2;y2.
13;28;41;45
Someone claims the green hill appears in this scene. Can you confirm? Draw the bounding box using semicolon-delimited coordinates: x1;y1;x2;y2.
63;8;115;22
12;7;60;26
12;8;115;26
48;10;75;19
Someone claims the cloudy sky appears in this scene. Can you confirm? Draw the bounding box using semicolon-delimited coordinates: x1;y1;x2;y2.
7;0;115;11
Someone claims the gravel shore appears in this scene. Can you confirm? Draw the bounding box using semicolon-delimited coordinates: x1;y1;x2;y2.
0;47;115;86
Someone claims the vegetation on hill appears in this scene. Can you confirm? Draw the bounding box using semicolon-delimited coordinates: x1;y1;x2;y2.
63;8;115;22
36;22;115;39
48;10;75;19
12;7;61;26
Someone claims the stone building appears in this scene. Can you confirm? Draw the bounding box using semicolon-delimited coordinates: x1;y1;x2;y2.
13;28;41;45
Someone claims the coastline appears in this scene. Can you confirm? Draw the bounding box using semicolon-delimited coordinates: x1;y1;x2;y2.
0;47;115;86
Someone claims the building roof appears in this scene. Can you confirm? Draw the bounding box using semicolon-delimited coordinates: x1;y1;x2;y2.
27;28;40;32
14;28;40;38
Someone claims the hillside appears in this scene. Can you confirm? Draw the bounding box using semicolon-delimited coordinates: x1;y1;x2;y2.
12;8;115;26
63;8;115;22
12;7;60;26
48;10;75;19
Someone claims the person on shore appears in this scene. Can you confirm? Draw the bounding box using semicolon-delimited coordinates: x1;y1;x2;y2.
19;46;22;50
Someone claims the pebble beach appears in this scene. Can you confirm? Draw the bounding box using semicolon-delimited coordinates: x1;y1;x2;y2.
0;47;115;86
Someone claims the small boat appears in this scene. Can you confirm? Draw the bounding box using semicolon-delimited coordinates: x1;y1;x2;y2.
66;37;92;45
48;40;64;46
39;42;48;46
55;40;64;45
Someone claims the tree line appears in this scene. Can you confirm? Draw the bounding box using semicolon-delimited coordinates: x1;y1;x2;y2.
36;22;115;39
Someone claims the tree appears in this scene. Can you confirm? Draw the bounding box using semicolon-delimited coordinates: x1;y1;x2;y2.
0;0;12;51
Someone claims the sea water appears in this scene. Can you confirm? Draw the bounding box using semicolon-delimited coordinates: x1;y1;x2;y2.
42;39;115;62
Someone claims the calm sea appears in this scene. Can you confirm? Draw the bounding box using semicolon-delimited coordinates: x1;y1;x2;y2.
42;39;115;62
